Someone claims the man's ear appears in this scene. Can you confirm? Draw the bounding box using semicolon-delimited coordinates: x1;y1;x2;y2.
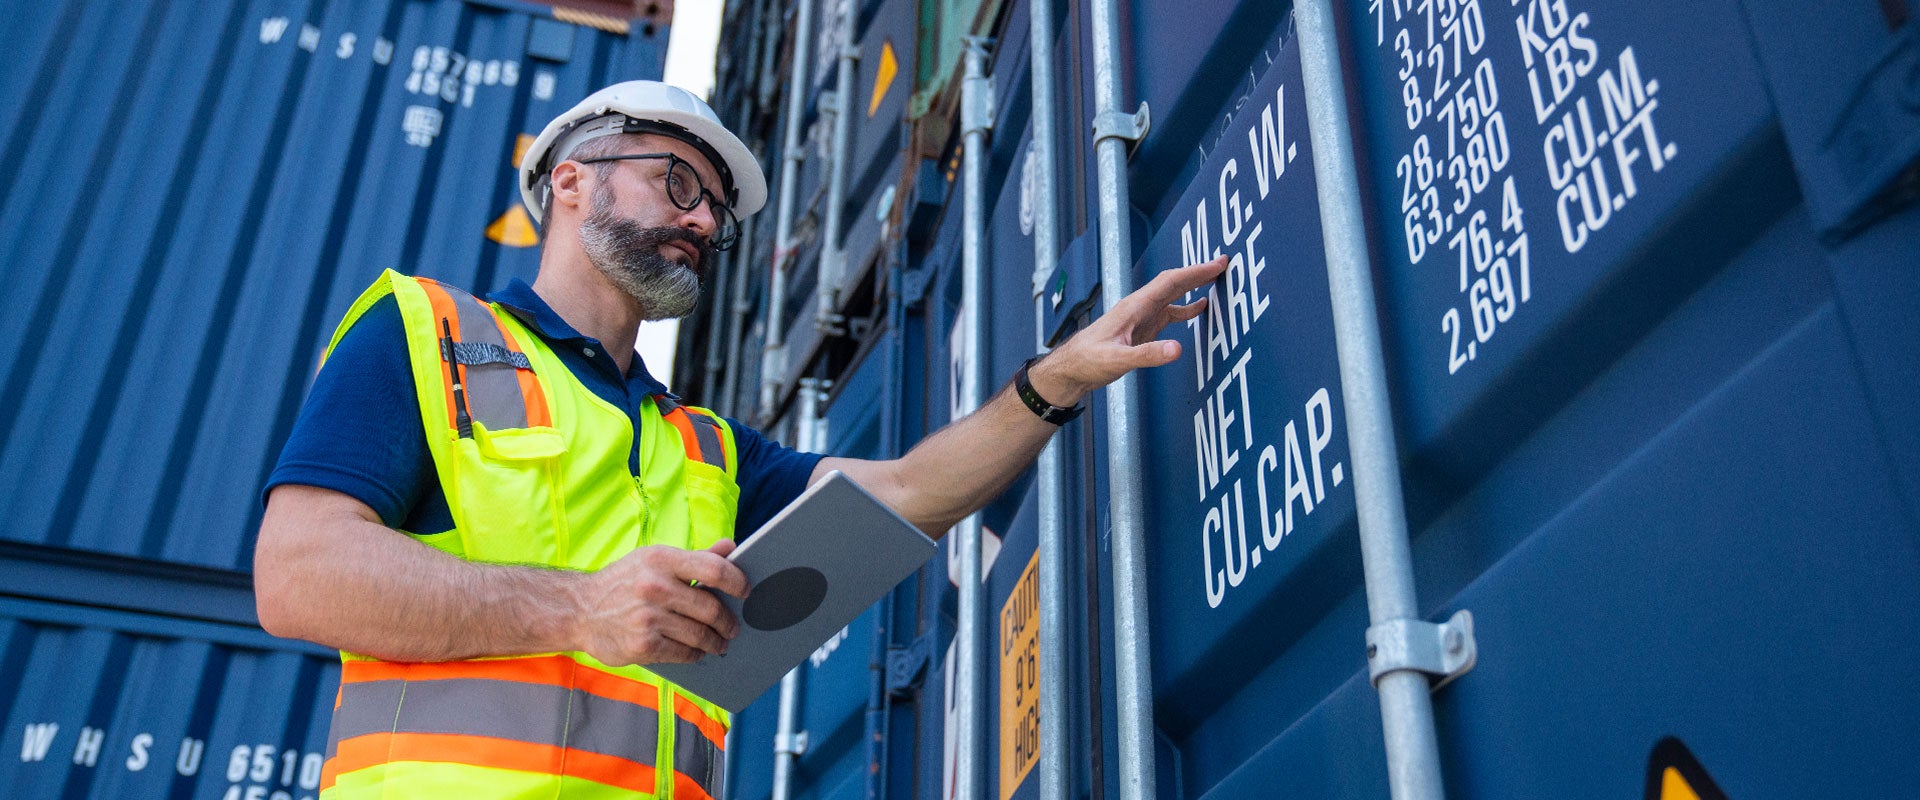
549;160;587;216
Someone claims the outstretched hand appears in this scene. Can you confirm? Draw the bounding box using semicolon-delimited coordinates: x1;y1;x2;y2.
1029;254;1230;404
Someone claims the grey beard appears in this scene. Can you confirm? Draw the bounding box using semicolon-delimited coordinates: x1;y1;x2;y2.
577;183;707;320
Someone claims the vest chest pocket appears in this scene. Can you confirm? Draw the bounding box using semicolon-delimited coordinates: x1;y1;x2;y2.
679;460;741;551
449;423;571;564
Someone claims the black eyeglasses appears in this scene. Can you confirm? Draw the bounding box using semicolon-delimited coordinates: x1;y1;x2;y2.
575;152;740;250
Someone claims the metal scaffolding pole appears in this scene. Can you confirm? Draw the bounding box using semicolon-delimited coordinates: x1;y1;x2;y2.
952;35;995;800
771;378;828;800
720;213;757;419
719;4;769;420
1088;0;1158;798
703;232;734;398
1026;3;1071;800
754;0;782;112
1295;1;1473;798
817;0;859;332
758;0;817;422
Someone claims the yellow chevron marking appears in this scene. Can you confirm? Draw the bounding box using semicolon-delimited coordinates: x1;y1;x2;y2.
869;41;898;117
486;205;540;248
512;133;535;168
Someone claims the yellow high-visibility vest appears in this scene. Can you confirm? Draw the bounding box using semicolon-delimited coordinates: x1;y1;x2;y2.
316;271;738;800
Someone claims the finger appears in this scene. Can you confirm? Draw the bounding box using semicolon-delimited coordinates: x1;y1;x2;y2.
671;584;740;639
1107;257;1225;326
1142;254;1230;304
640;632;706;665
1125;339;1183;368
1166;297;1209;323
705;539;737;558
667;548;751;599
655;611;730;657
1126;296;1209;346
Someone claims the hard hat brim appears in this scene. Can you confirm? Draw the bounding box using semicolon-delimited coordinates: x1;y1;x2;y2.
519;82;767;226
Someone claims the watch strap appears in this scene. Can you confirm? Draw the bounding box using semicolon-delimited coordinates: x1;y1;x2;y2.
1015;357;1087;425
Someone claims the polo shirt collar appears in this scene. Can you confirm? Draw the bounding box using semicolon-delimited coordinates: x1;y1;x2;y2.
486;277;673;399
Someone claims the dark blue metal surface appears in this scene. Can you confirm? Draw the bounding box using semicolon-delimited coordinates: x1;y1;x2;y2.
0;598;338;800
1197;203;1920;798
724;681;785;800
851;0;918;200
1739;0;1920;238
0;2;666;797
0;0;667;572
11;0;1915;796
1347;0;1786;486
1126;0;1294;227
1133;30;1357;730
711;0;1920;797
792;607;880;800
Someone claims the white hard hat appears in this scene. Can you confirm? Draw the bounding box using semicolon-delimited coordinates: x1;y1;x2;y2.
519;80;767;224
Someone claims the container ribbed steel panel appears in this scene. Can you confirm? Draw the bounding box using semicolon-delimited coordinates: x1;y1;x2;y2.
0;598;338;799
0;1;666;797
691;0;1920;798
0;0;667;573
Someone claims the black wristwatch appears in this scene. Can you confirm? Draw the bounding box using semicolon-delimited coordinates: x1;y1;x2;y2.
1014;357;1087;425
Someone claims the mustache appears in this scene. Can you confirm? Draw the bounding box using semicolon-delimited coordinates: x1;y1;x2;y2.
650;226;713;268
590;217;712;271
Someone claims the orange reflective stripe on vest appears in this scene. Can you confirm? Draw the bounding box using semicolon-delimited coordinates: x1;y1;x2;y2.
319;655;685;794
498;323;553;428
670;694;727;800
415;277;550;434
654;396;727;470
327;732;656;794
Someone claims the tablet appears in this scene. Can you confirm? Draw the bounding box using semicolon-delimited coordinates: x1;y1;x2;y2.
646;471;937;712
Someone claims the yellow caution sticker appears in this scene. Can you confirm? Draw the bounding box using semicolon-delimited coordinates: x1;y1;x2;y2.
511;133;535;169
869;40;898;117
1645;737;1729;800
487;205;539;247
997;552;1041;800
488;134;541;247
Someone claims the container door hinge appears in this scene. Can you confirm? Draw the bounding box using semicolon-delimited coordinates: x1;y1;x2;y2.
815;281;847;335
1093;103;1151;157
774;730;809;757
1365;609;1476;691
885;634;935;698
901;266;935;311
962;37;997;137
1739;0;1920;239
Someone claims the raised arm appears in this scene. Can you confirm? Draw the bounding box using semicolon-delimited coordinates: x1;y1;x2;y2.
821;255;1229;535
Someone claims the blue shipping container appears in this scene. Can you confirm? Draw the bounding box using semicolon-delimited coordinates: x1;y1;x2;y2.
0;0;668;796
686;0;1920;799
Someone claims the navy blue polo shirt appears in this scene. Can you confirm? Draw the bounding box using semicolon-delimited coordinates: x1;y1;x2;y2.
265;278;822;540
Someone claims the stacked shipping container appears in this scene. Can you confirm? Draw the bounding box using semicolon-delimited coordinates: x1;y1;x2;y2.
0;0;667;796
683;0;1920;798
1;0;1915;796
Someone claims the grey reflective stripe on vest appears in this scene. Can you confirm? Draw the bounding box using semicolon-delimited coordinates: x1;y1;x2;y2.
685;414;727;469
441;288;531;431
327;678;660;765
655;396;728;469
674;716;724;798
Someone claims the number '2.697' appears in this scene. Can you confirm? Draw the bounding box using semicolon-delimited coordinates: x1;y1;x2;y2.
1441;176;1531;374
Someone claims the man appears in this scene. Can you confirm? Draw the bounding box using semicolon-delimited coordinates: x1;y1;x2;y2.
254;80;1226;799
